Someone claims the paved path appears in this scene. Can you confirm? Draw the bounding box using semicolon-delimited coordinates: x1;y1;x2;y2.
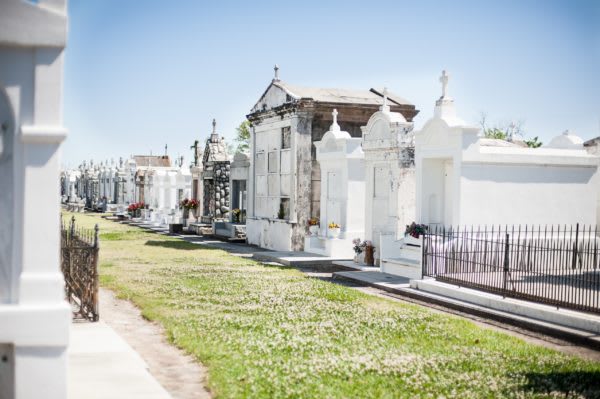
68;321;171;399
100;289;211;399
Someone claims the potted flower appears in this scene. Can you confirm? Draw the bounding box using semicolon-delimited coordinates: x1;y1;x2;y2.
352;238;376;265
180;198;199;224
232;208;241;223
405;222;427;245
308;217;319;236
127;202;144;218
328;222;341;239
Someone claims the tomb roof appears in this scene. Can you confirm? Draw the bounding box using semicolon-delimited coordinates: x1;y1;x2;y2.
546;130;584;150
274;81;413;106
132;155;171;167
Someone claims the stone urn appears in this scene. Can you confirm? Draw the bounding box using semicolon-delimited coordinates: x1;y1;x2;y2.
309;225;319;236
328;227;341;239
364;245;375;266
404;234;422;246
353;252;365;264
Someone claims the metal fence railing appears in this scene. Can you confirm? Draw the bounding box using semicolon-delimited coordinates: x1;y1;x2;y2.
423;224;600;314
60;216;100;321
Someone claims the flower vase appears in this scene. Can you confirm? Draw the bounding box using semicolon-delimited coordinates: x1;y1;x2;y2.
404;234;422;246
328;227;340;239
309;225;319;236
364;245;375;266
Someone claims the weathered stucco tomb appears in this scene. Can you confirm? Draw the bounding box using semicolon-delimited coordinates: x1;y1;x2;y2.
361;89;416;264
0;1;70;397
246;66;418;251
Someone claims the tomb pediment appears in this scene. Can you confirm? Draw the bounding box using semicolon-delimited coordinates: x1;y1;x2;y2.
363;111;410;143
250;83;297;113
418;118;453;148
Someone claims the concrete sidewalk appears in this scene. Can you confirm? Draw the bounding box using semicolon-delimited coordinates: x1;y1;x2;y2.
68;321;171;399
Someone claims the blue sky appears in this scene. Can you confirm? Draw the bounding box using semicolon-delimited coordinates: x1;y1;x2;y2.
62;0;600;167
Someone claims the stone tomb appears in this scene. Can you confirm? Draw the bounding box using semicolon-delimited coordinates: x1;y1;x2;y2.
416;72;599;228
245;66;418;251
361;89;416;265
202;119;230;222
212;152;250;240
381;71;600;279
190;139;204;219
304;110;365;258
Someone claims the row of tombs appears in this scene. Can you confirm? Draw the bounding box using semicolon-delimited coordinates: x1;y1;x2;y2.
63;70;600;280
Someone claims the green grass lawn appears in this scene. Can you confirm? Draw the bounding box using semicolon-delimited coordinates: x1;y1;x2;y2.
65;212;600;398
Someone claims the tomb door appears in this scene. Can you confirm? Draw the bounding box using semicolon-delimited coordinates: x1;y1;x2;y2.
372;165;390;234
325;171;343;231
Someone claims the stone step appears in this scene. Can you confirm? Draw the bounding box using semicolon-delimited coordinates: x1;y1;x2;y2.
382;256;420;267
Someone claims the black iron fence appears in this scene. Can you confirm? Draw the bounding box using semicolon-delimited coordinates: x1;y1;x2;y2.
423;224;600;314
60;216;100;321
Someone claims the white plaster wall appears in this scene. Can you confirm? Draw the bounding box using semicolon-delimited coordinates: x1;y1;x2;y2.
459;163;598;226
246;218;293;251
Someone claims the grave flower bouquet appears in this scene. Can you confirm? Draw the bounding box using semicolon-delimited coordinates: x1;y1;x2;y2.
308;217;319;226
405;222;428;238
127;202;144;212
328;222;340;229
352;238;374;255
127;202;144;217
180;198;199;210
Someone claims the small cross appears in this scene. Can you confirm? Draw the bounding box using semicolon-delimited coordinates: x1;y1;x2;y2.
212;118;217;133
274;64;280;81
382;87;388;108
332;109;338;125
440;70;449;98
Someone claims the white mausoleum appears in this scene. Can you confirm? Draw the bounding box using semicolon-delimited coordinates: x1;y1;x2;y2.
416;72;600;228
0;1;70;397
304;109;365;259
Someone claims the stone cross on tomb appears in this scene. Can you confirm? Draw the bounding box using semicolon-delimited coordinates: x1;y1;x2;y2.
190;140;200;166
210;118;219;142
382;87;388;108
331;108;340;131
273;64;280;81
164;144;168;156
440;70;449;98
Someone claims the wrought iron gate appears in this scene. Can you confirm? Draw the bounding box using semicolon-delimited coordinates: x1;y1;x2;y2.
60;216;100;321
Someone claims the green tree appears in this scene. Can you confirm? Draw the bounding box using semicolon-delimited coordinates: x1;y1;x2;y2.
234;120;251;153
524;136;543;148
484;127;507;140
478;112;542;147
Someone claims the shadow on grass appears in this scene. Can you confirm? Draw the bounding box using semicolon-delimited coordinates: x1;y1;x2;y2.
144;240;220;251
522;370;600;398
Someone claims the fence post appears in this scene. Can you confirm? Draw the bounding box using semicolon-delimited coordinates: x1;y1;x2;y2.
93;224;100;248
572;222;579;269
70;215;75;239
503;233;510;296
93;223;100;321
